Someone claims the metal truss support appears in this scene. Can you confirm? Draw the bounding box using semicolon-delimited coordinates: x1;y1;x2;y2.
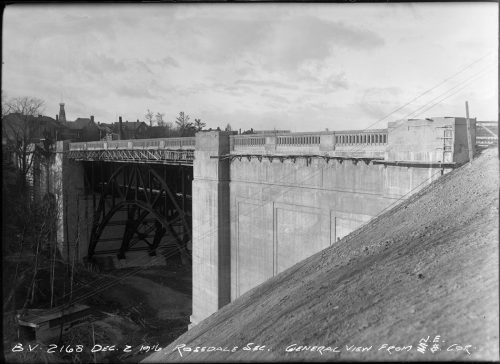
87;163;192;262
66;149;194;165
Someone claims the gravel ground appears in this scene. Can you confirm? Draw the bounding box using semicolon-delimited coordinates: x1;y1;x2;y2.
145;147;499;362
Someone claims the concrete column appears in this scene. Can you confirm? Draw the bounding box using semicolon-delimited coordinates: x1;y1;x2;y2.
320;133;335;152
32;152;42;202
54;141;89;261
265;136;277;153
190;131;231;327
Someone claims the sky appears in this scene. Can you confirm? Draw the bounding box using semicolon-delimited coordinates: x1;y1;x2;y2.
2;3;498;131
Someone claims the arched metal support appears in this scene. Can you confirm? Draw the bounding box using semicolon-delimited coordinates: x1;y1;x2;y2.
87;164;191;262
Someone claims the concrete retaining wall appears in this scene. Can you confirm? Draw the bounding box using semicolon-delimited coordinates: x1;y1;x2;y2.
229;157;446;300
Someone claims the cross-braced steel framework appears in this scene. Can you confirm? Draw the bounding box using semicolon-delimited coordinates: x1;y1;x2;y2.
67;149;194;165
85;162;192;262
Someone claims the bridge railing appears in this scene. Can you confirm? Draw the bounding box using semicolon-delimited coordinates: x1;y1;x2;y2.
107;140;129;149
277;133;322;146
230;129;388;156
334;130;387;146
69;137;196;151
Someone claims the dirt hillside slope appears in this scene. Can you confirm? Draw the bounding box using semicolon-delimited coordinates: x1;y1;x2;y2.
145;148;499;362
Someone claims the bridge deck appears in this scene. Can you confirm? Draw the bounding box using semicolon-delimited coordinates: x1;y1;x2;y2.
66;130;389;163
67;137;196;165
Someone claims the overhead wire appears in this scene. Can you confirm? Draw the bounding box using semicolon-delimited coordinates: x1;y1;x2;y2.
406;64;495;119
344;64;495;158
344;52;493;134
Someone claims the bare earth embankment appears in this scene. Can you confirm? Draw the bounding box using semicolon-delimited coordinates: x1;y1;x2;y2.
145;148;499;362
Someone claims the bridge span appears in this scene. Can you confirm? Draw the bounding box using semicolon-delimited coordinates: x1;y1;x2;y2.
45;117;474;327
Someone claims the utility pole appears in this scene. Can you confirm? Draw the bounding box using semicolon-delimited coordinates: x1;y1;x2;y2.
465;101;473;163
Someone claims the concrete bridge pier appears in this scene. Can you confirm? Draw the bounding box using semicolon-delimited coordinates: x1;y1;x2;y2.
190;131;231;327
54;141;92;262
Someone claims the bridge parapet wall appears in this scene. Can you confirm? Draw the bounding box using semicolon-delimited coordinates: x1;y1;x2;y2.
230;129;388;157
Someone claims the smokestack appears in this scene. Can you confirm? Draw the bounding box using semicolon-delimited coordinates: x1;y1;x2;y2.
90;115;94;123
119;116;124;140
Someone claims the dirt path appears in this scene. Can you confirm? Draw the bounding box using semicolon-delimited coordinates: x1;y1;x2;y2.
145;147;499;362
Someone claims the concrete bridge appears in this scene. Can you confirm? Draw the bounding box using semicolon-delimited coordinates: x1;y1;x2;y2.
41;116;475;327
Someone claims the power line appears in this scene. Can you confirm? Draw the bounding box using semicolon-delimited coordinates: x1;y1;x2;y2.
356;51;494;131
406;65;495;119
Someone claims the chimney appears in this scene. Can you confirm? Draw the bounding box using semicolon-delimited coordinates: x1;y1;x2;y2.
119;116;124;140
56;115;59;122
90;115;94;123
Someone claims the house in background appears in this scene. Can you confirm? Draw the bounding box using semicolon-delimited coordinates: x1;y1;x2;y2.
253;129;291;134
55;103;108;142
112;120;150;139
64;116;100;141
2;113;63;144
2;113;64;167
96;123;117;141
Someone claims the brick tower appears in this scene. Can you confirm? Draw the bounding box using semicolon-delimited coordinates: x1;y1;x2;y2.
59;103;66;123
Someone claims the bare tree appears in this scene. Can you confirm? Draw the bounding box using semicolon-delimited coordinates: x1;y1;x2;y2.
175;111;194;136
36;130;56;194
155;112;165;127
3;96;45;189
145;109;154;127
194;118;206;132
1;91;10;118
164;121;174;136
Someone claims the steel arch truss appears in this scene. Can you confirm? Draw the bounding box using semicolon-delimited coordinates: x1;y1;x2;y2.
87;164;191;262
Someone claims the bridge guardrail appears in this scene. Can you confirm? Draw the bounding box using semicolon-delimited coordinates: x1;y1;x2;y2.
69;131;388;157
230;129;388;154
107;140;129;149
69;137;196;151
277;133;322;146
335;130;387;146
233;136;266;147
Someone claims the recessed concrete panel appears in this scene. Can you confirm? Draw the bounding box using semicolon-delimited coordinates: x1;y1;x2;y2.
235;201;273;298
333;212;372;243
230;158;268;184
384;165;412;197
275;203;330;274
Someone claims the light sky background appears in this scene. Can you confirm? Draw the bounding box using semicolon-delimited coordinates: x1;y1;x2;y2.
2;3;498;131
